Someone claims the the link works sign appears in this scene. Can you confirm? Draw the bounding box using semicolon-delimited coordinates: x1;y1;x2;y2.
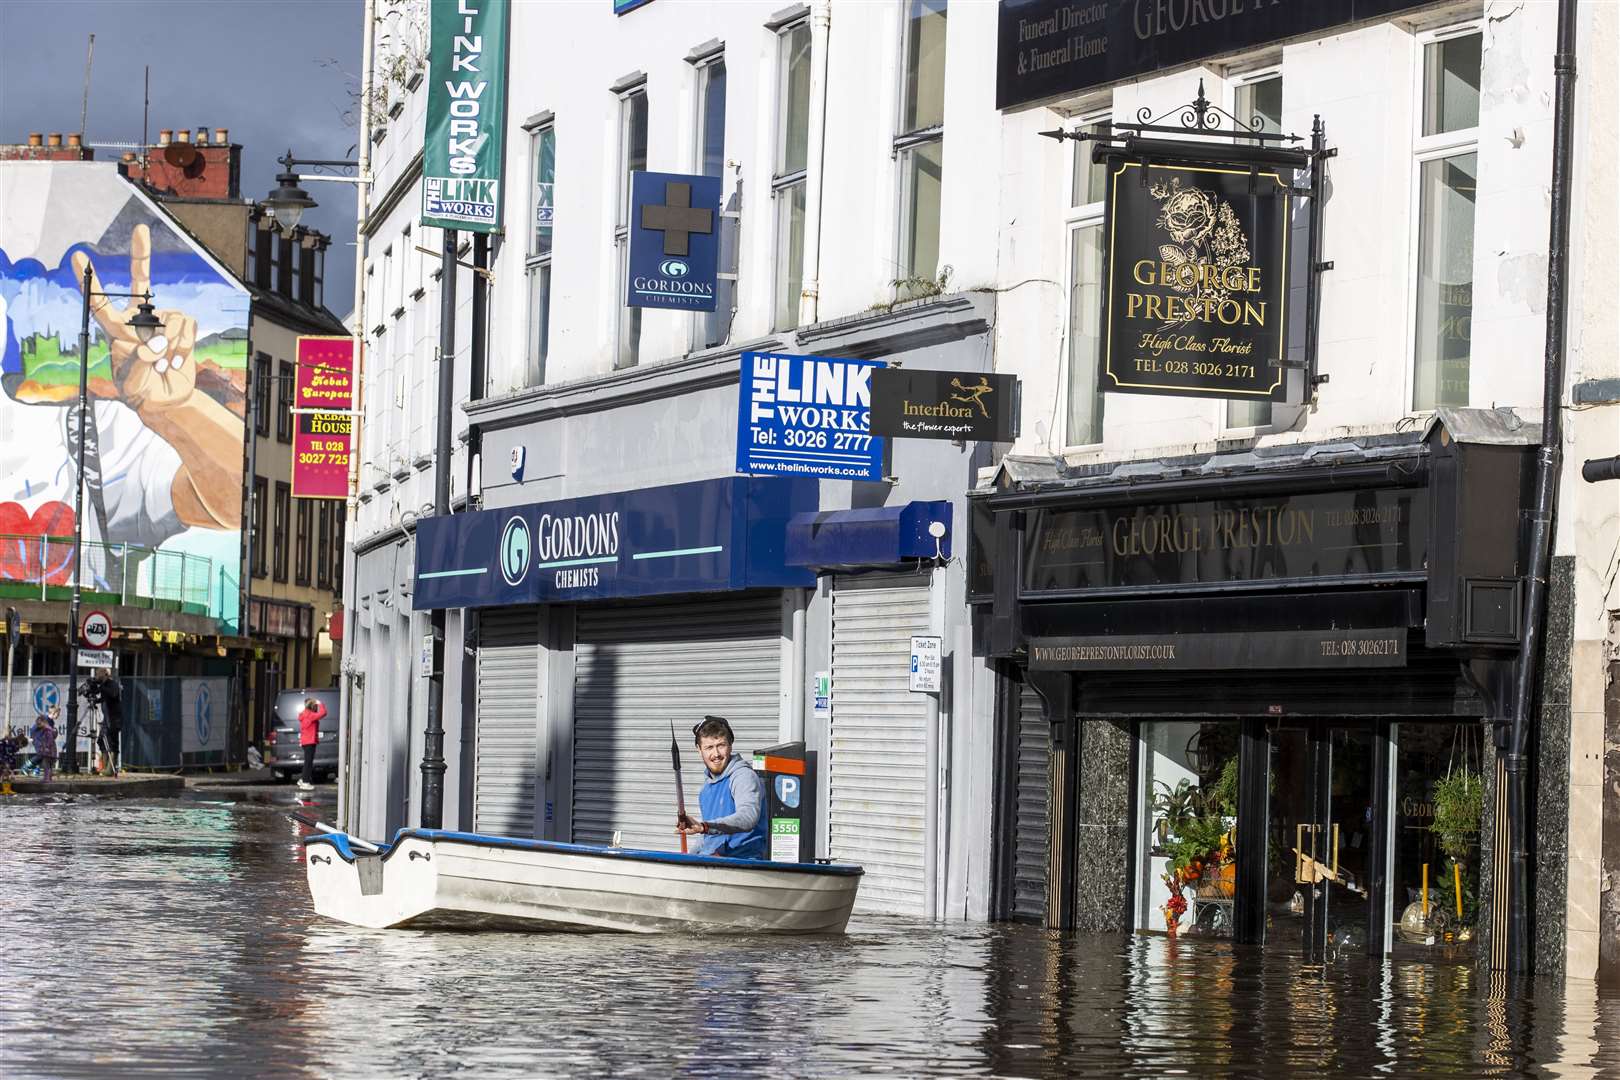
422;0;509;232
1099;156;1293;401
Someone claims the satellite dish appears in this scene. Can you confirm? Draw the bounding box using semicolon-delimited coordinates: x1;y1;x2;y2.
163;141;200;170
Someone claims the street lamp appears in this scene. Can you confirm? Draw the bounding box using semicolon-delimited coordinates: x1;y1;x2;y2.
62;273;163;773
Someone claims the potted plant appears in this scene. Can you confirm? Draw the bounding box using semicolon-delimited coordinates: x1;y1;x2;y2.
1430;766;1481;927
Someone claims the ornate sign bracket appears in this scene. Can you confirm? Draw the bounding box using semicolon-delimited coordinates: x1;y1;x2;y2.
1041;80;1337;396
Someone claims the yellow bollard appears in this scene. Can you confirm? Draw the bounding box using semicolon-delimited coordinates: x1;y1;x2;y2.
1454;861;1465;920
1421;862;1429;919
1;780;12;796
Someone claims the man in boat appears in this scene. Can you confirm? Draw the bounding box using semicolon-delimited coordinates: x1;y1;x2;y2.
677;715;768;860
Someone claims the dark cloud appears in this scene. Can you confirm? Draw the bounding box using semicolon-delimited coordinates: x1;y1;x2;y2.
0;0;363;315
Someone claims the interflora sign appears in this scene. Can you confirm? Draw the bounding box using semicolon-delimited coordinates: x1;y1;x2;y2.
995;0;1433;110
627;171;721;311
737;352;885;481
871;369;1018;442
1022;486;1429;595
292;337;354;500
1100;157;1292;401
421;0;509;232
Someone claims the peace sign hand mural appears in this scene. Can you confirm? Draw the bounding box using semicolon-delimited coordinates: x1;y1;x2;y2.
71;224;199;412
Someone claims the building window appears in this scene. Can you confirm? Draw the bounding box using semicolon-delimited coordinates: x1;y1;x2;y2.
1411;28;1480;412
310;242;325;308
298;243;316;306
253;353;272;436
272;482;290;583
277;232;294;297
694;55;733;350
1227;73;1283;431
294;499;312;586
895;0;946;284
525;122;555;386
397;226;410;314
316;502;332;589
276;359;295;443
333;513;345;594
251;475;268;579
773;22;810;331
252;219;273;289
1065;112;1108;447
615;85;648;369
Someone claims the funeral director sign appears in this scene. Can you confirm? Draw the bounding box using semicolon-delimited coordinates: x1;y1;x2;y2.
421;0;510;232
1100;158;1292;402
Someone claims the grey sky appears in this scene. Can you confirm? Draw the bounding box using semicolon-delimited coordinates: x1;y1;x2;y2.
1;0;364;314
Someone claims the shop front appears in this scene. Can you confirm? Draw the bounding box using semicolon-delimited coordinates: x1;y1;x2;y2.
978;411;1536;962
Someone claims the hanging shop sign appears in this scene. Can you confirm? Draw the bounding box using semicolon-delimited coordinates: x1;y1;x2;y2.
1022;486;1429;596
413;476;816;610
1099;156;1292;402
627;171;722;311
1027;627;1408;671
291;336;354;500
995;0;1433;110
737;352;885;481
871;368;1019;442
421;0;510;231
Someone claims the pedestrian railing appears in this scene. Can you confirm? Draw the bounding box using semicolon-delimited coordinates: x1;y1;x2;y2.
0;532;222;618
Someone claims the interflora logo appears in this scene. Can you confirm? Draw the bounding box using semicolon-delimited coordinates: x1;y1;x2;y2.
500;515;533;586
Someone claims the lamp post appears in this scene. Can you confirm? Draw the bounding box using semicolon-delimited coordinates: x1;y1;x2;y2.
63;275;161;773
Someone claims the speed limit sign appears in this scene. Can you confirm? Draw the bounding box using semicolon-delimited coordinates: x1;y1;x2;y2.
81;610;112;649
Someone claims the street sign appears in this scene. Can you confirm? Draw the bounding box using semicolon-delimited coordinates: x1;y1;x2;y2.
627;171;721;312
909;635;942;693
77;648;115;669
81;610;111;649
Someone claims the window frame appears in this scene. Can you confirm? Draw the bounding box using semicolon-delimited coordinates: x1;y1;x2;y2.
294;498;312;586
272;481;291;584
276;358;295;443
893;0;947;284
525;119;556;387
614;83;648;370
772;19;811;332
691;51;733;351
253;352;272;437
1221;68;1285;435
1061;109;1110;451
316;502;332;589
251;475;269;579
1405;22;1482;415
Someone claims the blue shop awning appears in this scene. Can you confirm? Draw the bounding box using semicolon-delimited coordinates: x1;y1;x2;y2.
785;501;952;570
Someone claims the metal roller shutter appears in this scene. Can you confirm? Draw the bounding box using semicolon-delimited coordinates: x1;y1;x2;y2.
474;608;541;837
829;575;932;915
1011;681;1052;923
572;594;782;851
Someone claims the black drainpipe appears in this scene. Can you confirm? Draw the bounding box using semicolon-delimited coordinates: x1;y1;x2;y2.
1501;0;1579;975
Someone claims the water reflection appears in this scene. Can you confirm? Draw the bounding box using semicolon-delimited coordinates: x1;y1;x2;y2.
0;797;1617;1078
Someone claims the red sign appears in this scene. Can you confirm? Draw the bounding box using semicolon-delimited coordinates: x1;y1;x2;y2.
292;336;355;500
81;609;112;648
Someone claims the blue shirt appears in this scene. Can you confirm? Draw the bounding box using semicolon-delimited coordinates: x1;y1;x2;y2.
697;754;768;860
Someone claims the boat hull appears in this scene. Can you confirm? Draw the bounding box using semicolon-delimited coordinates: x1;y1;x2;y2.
304;829;862;934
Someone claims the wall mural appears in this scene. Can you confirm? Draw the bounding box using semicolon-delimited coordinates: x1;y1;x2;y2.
0;163;249;622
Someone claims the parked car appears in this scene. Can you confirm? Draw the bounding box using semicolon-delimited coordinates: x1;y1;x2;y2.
265;688;340;783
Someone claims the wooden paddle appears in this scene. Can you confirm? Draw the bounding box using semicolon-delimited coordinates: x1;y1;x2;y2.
670;722;688;854
286;809;381;854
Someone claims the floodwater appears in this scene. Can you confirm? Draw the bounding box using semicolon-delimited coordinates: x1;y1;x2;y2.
2;796;1619;1079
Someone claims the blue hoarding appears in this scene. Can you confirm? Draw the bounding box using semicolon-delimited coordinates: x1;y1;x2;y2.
413;477;816;610
736;352;886;481
627;171;720;312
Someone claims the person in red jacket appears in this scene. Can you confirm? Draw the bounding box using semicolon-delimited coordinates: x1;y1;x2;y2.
297;697;327;791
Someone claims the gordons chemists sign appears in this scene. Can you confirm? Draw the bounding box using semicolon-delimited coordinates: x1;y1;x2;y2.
1099;157;1292;401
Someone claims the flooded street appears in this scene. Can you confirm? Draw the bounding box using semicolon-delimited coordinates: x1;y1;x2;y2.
2;796;1619;1079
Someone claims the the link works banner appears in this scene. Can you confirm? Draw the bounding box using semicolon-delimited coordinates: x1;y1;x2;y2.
421;0;509;232
292;336;353;500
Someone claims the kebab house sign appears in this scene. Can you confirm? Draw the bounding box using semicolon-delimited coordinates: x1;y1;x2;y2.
291;336;354;500
1099;156;1292;402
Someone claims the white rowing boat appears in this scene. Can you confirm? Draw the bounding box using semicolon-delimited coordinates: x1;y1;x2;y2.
303;828;863;934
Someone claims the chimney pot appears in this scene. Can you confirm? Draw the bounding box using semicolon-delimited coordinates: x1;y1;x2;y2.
67;133;82;148
122;151;136;162
158;129;172;145
27;132;42;147
214;127;229;145
176;129;191;143
195;127;207;144
46;133;62;147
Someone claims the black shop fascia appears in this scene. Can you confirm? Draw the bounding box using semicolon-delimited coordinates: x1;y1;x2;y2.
969;409;1539;938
